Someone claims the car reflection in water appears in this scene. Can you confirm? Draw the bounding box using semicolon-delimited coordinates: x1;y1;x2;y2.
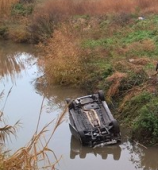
70;136;121;160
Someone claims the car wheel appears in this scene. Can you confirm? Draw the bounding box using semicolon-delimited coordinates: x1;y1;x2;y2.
69;102;75;109
98;90;105;101
111;119;120;134
79;131;87;146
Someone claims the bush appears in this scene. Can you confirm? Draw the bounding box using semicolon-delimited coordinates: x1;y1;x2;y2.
132;96;158;144
8;25;30;42
117;92;153;125
11;2;34;16
43;26;86;86
119;69;148;91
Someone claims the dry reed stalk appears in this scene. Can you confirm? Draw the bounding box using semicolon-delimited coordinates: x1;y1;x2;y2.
0;120;21;142
35;96;45;135
1;86;13;112
0;90;4;100
45;106;67;147
2;118;61;170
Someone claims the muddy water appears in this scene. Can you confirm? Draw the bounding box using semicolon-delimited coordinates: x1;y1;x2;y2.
0;41;158;170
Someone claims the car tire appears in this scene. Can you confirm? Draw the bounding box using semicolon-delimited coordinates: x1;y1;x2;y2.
66;98;74;109
98;90;105;101
69;102;75;109
111;119;120;134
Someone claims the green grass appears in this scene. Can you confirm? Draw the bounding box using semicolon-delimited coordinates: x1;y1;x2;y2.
11;2;34;16
81;14;158;62
132;94;158;145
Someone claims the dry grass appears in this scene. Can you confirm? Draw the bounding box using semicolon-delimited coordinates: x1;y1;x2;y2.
2;119;59;170
118;87;144;112
43;23;88;85
106;72;127;98
0;0;18;17
29;0;158;42
8;25;30;43
35;0;158;16
113;61;140;73
123;39;156;55
128;57;151;66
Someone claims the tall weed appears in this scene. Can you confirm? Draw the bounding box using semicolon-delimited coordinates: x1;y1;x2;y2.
43;24;87;86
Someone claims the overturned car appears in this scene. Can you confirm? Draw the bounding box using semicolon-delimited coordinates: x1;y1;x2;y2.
66;90;121;147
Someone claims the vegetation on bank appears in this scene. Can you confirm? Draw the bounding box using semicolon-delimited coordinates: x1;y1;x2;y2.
1;0;158;146
41;13;158;145
40;1;158;145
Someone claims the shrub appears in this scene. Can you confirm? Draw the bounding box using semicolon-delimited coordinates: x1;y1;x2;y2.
118;92;153;125
11;2;34;16
43;25;86;86
29;12;60;42
119;69;148;91
105;61;148;99
132;96;158;144
8;25;30;42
